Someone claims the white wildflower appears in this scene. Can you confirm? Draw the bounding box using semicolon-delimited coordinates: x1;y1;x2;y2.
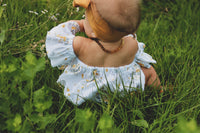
40;44;46;51
29;10;34;13
50;15;58;21
82;14;85;18
44;9;48;13
34;12;38;15
41;10;46;14
29;10;39;15
2;4;6;7
76;7;79;12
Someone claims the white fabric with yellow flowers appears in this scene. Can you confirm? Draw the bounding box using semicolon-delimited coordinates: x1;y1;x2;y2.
45;21;156;105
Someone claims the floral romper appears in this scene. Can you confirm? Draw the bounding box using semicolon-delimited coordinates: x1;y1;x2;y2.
45;21;156;105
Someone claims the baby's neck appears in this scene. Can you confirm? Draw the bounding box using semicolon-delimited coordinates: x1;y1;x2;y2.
99;39;122;46
92;38;124;54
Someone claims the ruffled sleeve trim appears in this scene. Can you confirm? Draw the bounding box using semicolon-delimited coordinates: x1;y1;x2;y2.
135;42;156;68
45;21;80;69
126;34;156;68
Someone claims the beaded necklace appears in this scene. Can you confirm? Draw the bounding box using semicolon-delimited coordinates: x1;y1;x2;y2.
91;38;124;54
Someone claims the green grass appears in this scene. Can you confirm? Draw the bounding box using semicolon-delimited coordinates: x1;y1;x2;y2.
0;0;200;132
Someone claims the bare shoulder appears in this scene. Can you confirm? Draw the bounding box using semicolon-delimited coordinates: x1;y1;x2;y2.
73;36;91;56
123;36;138;53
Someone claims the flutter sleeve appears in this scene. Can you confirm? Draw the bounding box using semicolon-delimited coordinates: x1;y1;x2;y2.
135;41;157;68
45;21;80;69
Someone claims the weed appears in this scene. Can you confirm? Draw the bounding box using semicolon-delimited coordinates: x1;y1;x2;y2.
0;0;200;132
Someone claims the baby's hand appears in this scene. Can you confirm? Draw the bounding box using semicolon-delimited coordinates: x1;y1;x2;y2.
69;19;85;32
70;19;96;38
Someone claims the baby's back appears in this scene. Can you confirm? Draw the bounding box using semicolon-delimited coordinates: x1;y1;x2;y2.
75;36;138;67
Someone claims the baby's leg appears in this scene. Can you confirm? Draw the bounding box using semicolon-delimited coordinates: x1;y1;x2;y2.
141;66;161;88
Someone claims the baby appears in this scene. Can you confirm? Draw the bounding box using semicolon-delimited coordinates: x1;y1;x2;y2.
45;0;161;105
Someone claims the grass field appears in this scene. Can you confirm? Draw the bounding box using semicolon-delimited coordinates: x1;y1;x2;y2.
0;0;200;132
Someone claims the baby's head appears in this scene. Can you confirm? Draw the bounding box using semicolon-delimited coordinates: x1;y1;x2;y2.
73;0;141;42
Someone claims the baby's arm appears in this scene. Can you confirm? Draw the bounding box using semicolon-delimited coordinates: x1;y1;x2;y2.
70;19;85;32
68;20;88;56
133;40;160;89
46;20;85;68
141;66;161;89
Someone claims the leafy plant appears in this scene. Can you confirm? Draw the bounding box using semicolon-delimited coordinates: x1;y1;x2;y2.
0;52;57;132
0;0;200;132
176;117;200;133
